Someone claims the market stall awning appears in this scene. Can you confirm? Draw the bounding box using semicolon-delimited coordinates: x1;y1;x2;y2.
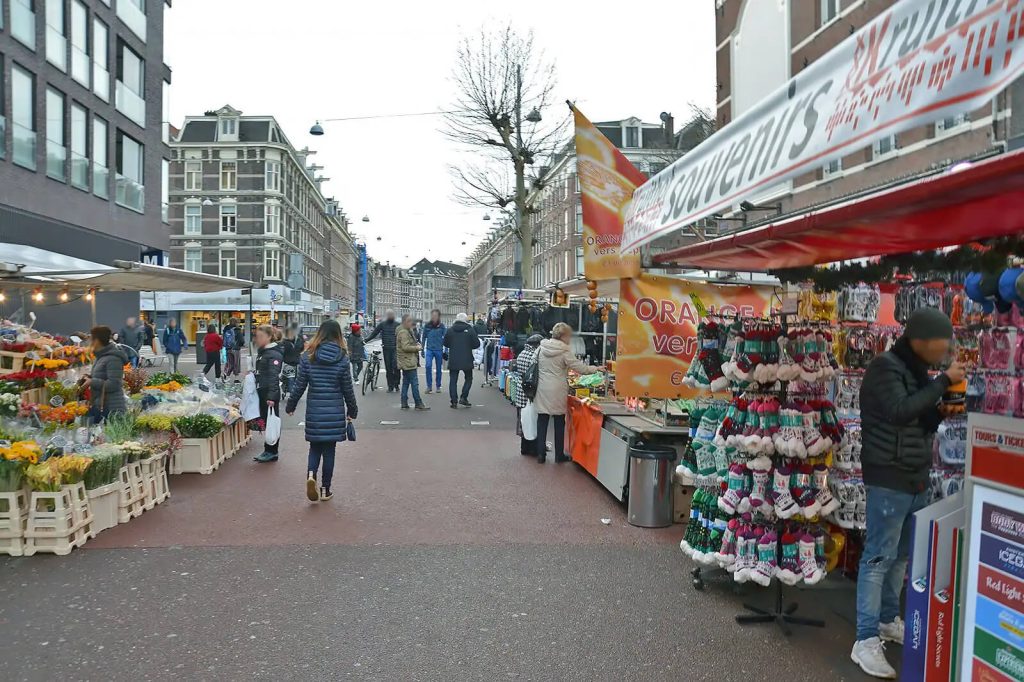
652;151;1024;271
0;260;253;293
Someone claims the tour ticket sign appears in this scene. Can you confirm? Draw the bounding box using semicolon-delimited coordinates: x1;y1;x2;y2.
961;414;1024;681
615;274;774;399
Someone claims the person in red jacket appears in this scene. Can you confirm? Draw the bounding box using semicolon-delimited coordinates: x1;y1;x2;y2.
203;324;224;379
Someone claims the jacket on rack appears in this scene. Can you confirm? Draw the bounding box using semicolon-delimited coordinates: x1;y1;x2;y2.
859;338;950;494
444;320;481;371
366;319;400;350
420;321;447;352
286;341;358;442
501;307;517;333
515;307;530;333
254;342;284;402
541;306;563;337
534;338;600;416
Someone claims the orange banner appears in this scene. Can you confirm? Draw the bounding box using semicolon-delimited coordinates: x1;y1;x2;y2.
573;106;642;281
617;275;776;399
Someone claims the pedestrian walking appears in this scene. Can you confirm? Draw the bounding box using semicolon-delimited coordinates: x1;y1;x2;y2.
513;334;543;455
535;323;602;463
347;323;366;383
118;316;144;367
420;309;446;394
253;324;285;463
202;324;224;379
443;312;480;409
365;310;401;392
84;325;128;423
142;320;156;354
285;320;359;501
281;323;305;396
397;314;429;410
850;308;964;679
222;320;239;377
161;319;188;372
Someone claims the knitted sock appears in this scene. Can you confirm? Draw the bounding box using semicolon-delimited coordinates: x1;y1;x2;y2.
777;532;802;586
750;531;779;587
698;322;729;392
799;331;821;381
694;441;718;478
715;399;747;446
777;333;799;381
760;399;780;454
713;445;735;479
771;466;800;519
680;489;703;556
800;405;823;458
715;518;740;567
800;532;825;585
733;530;757;583
701;516;728;566
718;464;747;515
676;441;699;478
792;465;822;518
732;330;752;380
813;528;828;571
813;464;840;516
749;467;771;509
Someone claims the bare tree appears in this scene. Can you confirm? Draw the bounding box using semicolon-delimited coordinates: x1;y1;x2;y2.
445;25;567;285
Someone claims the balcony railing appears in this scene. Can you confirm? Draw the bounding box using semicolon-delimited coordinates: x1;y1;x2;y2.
71;46;90;86
115;81;146;127
93;163;109;198
115;174;145;213
93;64;110;102
46;141;67;181
115;0;146;41
46;27;67;71
13;123;37;170
11;0;36;50
71;152;89;190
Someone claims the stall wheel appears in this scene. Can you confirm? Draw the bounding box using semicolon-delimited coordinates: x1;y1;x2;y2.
691;567;705;591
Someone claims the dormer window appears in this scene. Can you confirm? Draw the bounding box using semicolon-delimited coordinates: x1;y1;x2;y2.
221;118;236;136
214;105;242;141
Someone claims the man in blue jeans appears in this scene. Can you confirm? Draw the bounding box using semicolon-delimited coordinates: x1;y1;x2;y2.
420;309;446;394
852;308;965;678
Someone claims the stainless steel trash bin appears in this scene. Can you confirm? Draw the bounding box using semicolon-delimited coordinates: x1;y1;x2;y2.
627;443;677;528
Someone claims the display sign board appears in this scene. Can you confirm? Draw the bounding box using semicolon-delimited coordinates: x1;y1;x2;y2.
572;106;643;280
616;275;774;399
622;0;1024;252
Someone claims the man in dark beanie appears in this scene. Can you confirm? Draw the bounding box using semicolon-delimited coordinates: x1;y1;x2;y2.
851;307;965;678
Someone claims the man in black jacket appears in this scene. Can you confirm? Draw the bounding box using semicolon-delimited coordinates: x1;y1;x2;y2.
444;313;481;408
851;308;965;679
366;310;401;392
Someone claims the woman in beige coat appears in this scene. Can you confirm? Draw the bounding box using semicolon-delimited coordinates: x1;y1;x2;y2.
534;322;602;463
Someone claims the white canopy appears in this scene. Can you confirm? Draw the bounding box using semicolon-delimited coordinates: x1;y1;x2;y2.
0;259;253;293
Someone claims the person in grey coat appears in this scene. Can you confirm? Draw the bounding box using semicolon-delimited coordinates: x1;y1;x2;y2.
118;316;144;366
85;326;128;422
443;313;480;408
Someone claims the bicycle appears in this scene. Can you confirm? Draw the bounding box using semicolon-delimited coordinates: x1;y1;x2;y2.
362;350;382;395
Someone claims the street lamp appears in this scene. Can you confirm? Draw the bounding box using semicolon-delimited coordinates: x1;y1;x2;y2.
524;107;543;123
310;121;325;136
362;215;370;222
202;198;216;207
483;213;491;221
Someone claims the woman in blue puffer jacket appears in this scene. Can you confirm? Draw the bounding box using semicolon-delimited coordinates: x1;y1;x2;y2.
285;319;358;502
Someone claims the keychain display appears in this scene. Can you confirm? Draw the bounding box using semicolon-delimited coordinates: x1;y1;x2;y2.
838;283;881;322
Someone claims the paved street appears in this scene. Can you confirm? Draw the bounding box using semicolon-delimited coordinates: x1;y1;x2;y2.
1;366;876;681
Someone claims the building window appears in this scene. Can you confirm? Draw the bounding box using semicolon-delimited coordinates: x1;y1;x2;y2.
575;246;584;276
184;204;202;234
92;18;109;101
220;161;237;190
823;157;842;177
574;174;581;193
563;210;570;240
0;58;5;161
264;248;281;280
161;158;169;223
12;64;36;170
820;0;839;25
184;248;202;273
937;113;969;135
219;248;236;278
45;88;66;181
115;130;144;212
220;117;236;136
575;205;583;234
70;0;89;86
184;160;202;191
219;204;237;233
116;0;146;42
92;115;108;198
265;161;280;191
265;204;281;235
872;134;897;159
70;103;89;189
115;40;145;126
45;0;67;71
625;126;639;148
12;0;37;50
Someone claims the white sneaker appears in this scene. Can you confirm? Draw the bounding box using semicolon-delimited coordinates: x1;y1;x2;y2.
851;637;897;679
879;617;905;645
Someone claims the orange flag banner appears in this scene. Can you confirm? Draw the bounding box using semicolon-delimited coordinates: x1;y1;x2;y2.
572;106;642;281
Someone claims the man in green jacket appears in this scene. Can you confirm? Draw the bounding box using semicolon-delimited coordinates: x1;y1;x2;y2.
851;308;965;679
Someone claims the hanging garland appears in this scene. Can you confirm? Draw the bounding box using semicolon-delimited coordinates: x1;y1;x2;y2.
769;236;1024;292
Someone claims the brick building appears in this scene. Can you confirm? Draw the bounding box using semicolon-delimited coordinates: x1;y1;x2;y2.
368;260;411;323
0;0;171;331
408;258;468;322
713;0;1024;225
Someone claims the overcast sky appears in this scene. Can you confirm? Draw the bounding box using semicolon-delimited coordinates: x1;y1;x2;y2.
165;1;715;268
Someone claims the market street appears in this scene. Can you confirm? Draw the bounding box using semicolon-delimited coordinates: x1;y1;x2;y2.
1;374;880;682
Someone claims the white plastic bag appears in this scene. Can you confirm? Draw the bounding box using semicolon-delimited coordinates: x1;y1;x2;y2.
520;401;537;441
240;374;260;421
264;406;282;446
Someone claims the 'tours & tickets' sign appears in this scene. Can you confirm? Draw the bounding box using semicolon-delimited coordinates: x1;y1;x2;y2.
622;0;1024;252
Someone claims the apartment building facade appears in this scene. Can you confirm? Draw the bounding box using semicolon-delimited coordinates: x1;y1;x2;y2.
408;258;468;321
368;260;411;323
0;0;171;331
713;0;1024;223
164;105;355;334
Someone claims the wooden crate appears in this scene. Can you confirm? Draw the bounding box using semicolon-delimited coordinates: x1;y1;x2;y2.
0;351;29;375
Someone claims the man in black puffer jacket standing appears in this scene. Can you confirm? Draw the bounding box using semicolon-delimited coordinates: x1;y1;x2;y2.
365;310;401;392
851;308;965;679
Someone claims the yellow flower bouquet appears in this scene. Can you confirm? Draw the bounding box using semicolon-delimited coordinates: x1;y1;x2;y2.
0;440;42;491
28;358;69;370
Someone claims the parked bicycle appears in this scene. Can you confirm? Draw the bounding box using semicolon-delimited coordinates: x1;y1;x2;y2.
362;349;382;395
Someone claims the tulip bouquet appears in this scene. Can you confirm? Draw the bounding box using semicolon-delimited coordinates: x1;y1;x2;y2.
0;440;42;492
27;358;69;371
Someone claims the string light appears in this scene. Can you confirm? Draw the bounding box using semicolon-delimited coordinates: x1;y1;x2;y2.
0;291;5;302
59;288;70;302
85;288;95;301
32;288;44;303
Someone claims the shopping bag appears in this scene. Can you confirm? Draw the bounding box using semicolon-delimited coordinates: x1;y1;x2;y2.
520;401;537;440
346;420;356;442
240;374;260;421
264;406;282;446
